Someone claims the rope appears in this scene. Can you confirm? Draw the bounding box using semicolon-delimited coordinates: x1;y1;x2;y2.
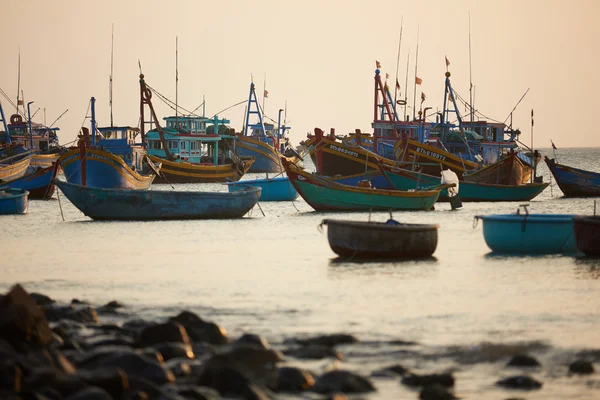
56;186;65;221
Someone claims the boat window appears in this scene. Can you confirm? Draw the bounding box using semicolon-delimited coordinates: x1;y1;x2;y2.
181;141;186;150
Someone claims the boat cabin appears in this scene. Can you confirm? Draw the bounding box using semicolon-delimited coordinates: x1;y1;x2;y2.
98;126;139;145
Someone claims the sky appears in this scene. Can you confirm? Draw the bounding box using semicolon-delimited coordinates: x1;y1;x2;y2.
1;0;599;148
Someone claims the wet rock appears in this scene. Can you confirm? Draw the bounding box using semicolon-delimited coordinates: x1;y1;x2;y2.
71;299;88;305
126;375;184;399
402;373;455;388
0;284;54;351
372;364;409;377
285;344;342;360
152;342;194;361
313;370;375;394
18;349;77;375
66;386;112;400
507;354;541;368
235;333;270;349
75;368;130;399
196;365;253;397
389;339;419;346
23;367;85;395
85;335;135;349
31;292;56;306
0;339;17;358
419;384;459;400
44;304;100;324
136;322;190;348
164;358;193;377
170;311;228;345
569;359;594;374
103;300;124;309
294;333;358;347
173;385;220;400
122;319;154;337
276;366;315;392
190;343;215;360
80;352;174;384
495;375;542;390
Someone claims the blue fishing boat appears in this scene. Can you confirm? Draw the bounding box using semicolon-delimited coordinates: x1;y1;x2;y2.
57;97;159;189
474;205;577;254
237;81;301;173
226;176;298;202
0;163;60;199
0;188;28;215
544;156;600;197
54;179;261;220
380;164;548;202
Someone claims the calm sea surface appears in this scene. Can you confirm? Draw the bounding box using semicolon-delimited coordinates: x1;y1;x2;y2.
2;147;600;399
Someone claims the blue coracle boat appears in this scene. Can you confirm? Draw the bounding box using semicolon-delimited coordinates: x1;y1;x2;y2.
0;188;28;215
55;179;261;220
226;176;298;201
475;205;577;254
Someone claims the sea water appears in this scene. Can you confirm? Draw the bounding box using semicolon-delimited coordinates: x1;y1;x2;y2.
2;147;600;399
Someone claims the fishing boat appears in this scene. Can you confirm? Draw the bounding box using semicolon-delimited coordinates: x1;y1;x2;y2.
139;74;254;183
320;218;439;259
0;153;32;182
474;205;577;254
237;81;301;173
0;188;28;215
380;163;548;202
282;158;448;212
544;156;600;197
58;97;158;189
0;163;60;199
54;179;261;221
329;170;393;189
225;175;298;202
573;215;600;256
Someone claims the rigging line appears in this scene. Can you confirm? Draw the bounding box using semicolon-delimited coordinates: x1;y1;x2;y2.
213;100;246;116
146;85;200;117
502;88;530;124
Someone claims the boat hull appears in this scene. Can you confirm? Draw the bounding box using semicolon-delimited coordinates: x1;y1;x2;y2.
573;216;600;256
32;154;60;168
394;137;479;176
476;214;577;254
149;155;254;184
55;179;261;220
544;156;600;197
0;156;32;182
226;176;298;201
236;137;299;173
59;149;155;190
322;219;438;258
283;159;442;211
464;151;532;185
329;170;393;189
380;165;548;202
0;188;28;215
0;164;59;199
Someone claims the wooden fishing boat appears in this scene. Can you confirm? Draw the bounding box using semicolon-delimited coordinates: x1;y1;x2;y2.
148;154;254;184
329;170;393;189
282;159;448;211
320;218;439;259
573;216;600;256
54;179;261;220
463;151;532;185
380;163;548;202
0;188;28;215
225;176;298;202
474;205;577;254
544;156;600;197
0;163;60;199
0;154;32;182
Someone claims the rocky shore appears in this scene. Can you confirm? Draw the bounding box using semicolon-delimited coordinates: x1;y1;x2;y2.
0;284;596;399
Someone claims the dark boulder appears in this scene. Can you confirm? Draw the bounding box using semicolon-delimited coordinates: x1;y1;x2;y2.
507;354;541;368
285;344;342;360
419;384;459;400
75;368;130;399
294;334;358;347
44;304;100;324
313;370;375;394
402;373;455;388
495;375;542;390
569;359;594;374
152;342;194;361
79;352;174;384
136;322;190;348
276;366;315;392
195;365;252;397
371;364;409;378
169;311;228;345
66;386;112;400
235;333;270;349
30;292;56;306
173;385;220;400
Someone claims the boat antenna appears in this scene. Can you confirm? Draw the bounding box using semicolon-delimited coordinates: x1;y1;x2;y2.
412;26;419;121
502;88;530;125
110;23;114;127
394;16;403;108
468;12;473;124
404;48;410;120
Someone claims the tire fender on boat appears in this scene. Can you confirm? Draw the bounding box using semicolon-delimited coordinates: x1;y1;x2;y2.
10;114;23;124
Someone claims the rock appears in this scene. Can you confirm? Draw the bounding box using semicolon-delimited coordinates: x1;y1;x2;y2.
294;334;358;347
71;299;88;305
0;284;54;351
17;349;76;375
22;367;85;395
170;312;228;345
66;386;113;400
122;319;154;337
569;359;594;374
313;370;375;394
372;364;409;377
419;384;459;400
81;352;174;384
507;354;541;367
85;335;135;349
30;292;56;306
44;304;100;324
495;375;542;390
164;358;193;377
103;300;124;309
152;342;195;361
196;365;252;397
276;366;315;392
175;385;220;400
402;373;455;388
285;344;342;360
235;333;270;349
136;322;190;348
75;368;130;399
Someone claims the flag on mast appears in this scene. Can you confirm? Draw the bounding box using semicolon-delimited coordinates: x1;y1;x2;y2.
376;60;381;68
445;56;450;67
396;79;401;91
264;90;269;98
551;140;557;150
421;92;426;102
415;76;422;85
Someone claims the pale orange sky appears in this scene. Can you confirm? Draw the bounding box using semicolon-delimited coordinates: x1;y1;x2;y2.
2;0;599;148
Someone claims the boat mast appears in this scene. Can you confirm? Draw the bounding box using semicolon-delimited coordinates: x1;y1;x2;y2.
412;27;419;121
110;23;114;127
16;49;21;115
175;36;179;124
394;16;403;109
403;49;410;120
468;12;473;124
139;73;171;159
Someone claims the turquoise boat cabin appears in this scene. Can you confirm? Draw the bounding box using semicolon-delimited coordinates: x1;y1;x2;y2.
146;115;235;164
